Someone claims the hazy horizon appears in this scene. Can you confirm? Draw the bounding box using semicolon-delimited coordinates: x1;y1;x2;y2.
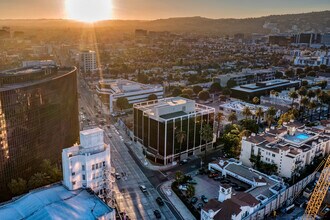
0;0;329;20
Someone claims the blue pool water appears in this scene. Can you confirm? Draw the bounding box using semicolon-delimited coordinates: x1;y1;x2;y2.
295;133;309;140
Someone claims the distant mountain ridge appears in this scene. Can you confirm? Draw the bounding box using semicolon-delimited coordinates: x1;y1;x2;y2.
0;10;329;35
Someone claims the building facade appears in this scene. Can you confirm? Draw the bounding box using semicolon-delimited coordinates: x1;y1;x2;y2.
0;66;79;201
133;97;215;165
62;128;112;196
213;68;278;88
240;121;330;178
80;50;97;73
97;79;163;113
230;79;301;101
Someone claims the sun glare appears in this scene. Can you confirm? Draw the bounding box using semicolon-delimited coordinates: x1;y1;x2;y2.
65;0;112;23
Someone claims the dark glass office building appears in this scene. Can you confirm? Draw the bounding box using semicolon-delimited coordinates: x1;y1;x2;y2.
133;97;215;165
0;66;79;201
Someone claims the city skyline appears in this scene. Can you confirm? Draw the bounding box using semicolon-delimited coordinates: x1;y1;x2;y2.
0;0;329;20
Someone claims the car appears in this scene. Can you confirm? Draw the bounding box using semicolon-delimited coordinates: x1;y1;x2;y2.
139;185;147;193
190;197;198;204
179;185;188;191
179;159;188;165
234;186;246;191
201;195;208;203
115;173;121;180
230;182;238;187
213;176;223;181
208;173;219;178
153;210;161;219
197;203;204;210
187;179;197;184
156;197;164;206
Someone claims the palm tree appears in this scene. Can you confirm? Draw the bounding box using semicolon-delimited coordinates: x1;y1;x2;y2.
200;124;214;167
255;107;264;124
228;112;237;125
308;101;317;121
319;91;330;119
186;184;195;198
252;97;260;105
300;96;309;119
242;106;252;120
176;130;186;162
307;90;316;100
266;106;277;128
216;112;224;138
289;91;299;108
298;86;307;97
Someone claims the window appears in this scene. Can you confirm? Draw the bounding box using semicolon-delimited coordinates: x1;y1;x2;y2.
92;164;95;170
96;164;98;169
82;165;85;171
72;181;76;185
103;161;106;167
82;175;85;180
72;172;75;176
272;154;275;157
92;174;95;179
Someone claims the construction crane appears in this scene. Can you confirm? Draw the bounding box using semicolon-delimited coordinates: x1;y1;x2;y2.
304;155;330;219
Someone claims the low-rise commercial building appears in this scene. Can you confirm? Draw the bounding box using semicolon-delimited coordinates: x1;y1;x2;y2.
240;121;330;178
96;79;163;113
219;101;281;122
230;79;300;101
62;128;112;196
213;68;278;87
133;97;215;165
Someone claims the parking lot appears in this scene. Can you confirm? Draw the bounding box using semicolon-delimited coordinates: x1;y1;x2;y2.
184;170;251;211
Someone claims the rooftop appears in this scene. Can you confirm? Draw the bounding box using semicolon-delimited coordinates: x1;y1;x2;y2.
0;184;113;220
232;79;300;93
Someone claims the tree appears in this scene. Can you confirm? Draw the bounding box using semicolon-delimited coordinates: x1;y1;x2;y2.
301;80;308;87
147;94;158;101
179;93;191;99
307;90;316;99
319;80;328;89
8;178;27;196
274;71;283;79
320;64;327;71
242;106;252;120
304;66;313;73
182;88;194;97
137;72;149;84
307;71;316;77
216;112;224;138
228;112;237;124
198;90;210;101
40;159;62;182
308;101;317;121
289;91;298;108
222;88;231;96
28;172;51;189
116;97;129;111
252;97;260;105
192;85;203;95
175;171;184;183
300;96;309;119
209;82;221;93
176;130;186;161
200;124;214;166
186;184;195;198
266;106;277;128
285;69;295;78
255;107;264;124
298;86;307;97
172;87;182;96
227;79;237;88
296;68;305;77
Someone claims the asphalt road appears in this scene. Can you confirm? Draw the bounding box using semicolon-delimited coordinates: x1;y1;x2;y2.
78;75;177;220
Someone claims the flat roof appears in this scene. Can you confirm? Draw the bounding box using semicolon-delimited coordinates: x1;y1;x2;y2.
0;184;113;220
160;111;187;119
232;79;300;93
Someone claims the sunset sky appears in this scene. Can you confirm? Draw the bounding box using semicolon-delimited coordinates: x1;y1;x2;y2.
0;0;329;20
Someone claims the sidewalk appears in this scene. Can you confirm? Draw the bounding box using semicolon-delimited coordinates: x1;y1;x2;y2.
160;180;196;220
128;141;177;171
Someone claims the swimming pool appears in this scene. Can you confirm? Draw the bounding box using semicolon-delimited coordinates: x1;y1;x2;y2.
284;132;312;144
295;133;310;140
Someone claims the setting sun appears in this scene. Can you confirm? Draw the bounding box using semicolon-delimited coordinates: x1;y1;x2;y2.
65;0;112;23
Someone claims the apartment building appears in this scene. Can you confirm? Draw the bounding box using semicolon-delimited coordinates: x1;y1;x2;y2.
133;97;215;165
80;50;97;73
62;128;111;195
240;121;330;178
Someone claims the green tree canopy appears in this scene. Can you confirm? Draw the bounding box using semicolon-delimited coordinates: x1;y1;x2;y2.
198;90;210;101
172;87;182;97
192;85;203;95
8;178;27;196
116;97;129;110
209;82;221;93
227;79;237;88
148;93;158;101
